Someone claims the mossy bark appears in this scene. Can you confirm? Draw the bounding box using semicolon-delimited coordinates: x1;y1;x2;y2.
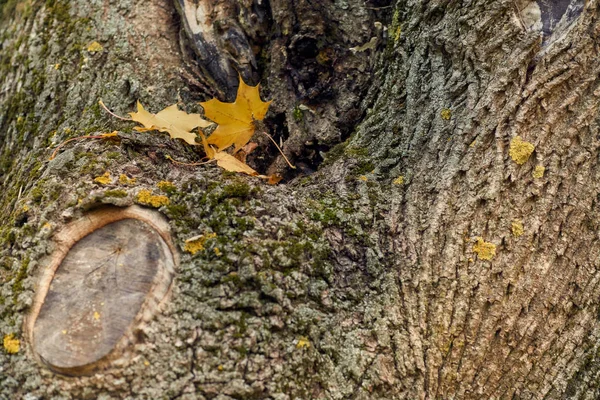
1;0;600;399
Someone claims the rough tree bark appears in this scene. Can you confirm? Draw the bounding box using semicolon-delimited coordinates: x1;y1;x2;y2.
1;0;600;399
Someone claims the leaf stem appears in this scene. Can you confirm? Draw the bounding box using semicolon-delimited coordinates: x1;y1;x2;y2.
99;99;132;120
261;131;296;169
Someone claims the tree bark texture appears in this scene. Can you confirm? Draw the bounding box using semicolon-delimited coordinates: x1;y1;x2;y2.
1;0;600;399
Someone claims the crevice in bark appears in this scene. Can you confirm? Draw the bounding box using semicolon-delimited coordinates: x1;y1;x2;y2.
174;0;384;181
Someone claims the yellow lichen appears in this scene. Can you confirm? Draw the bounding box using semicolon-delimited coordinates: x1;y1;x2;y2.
296;336;311;349
93;311;100;320
472;237;496;261
359;175;368;182
394;26;402;42
532;165;545;179
509;136;535;165
87;41;103;52
214;247;222;256
94;171;112;185
393;176;405;185
184;233;217;255
54;63;60;70
3;334;20;354
119;174;136;185
136;189;169;208
157;180;176;193
440;108;452;120
511;220;524;237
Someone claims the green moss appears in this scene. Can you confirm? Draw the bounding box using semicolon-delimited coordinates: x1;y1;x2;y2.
165;203;188;219
12;256;29;303
321;141;348;167
103;189;127;198
293;106;303;122
222;182;251;199
104;151;122;160
354;160;375;175
345;146;369;157
157;180;177;194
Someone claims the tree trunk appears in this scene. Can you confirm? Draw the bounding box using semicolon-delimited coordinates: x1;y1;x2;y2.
1;0;600;398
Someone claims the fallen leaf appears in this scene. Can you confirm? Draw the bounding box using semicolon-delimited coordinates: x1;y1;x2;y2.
234;142;258;163
214;151;259;177
267;173;283;185
200;76;271;152
130;102;212;145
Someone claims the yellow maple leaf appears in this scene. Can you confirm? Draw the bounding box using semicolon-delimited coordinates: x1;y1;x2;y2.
214;151;260;177
200;132;262;177
200;76;271;152
129;102;212;145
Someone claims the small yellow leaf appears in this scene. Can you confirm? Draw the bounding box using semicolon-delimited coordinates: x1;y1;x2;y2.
93;311;100;320
130;102;212;145
201;76;272;152
3;334;20;354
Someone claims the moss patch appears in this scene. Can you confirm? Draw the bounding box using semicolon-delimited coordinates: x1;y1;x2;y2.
103;189;127;198
157;180;177;194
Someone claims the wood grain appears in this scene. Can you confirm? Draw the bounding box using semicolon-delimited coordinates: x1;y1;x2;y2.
26;207;177;376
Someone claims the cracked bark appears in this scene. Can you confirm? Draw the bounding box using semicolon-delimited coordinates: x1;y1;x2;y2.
1;0;600;399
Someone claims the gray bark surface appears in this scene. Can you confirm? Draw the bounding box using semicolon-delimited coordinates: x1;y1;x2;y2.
1;0;600;399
